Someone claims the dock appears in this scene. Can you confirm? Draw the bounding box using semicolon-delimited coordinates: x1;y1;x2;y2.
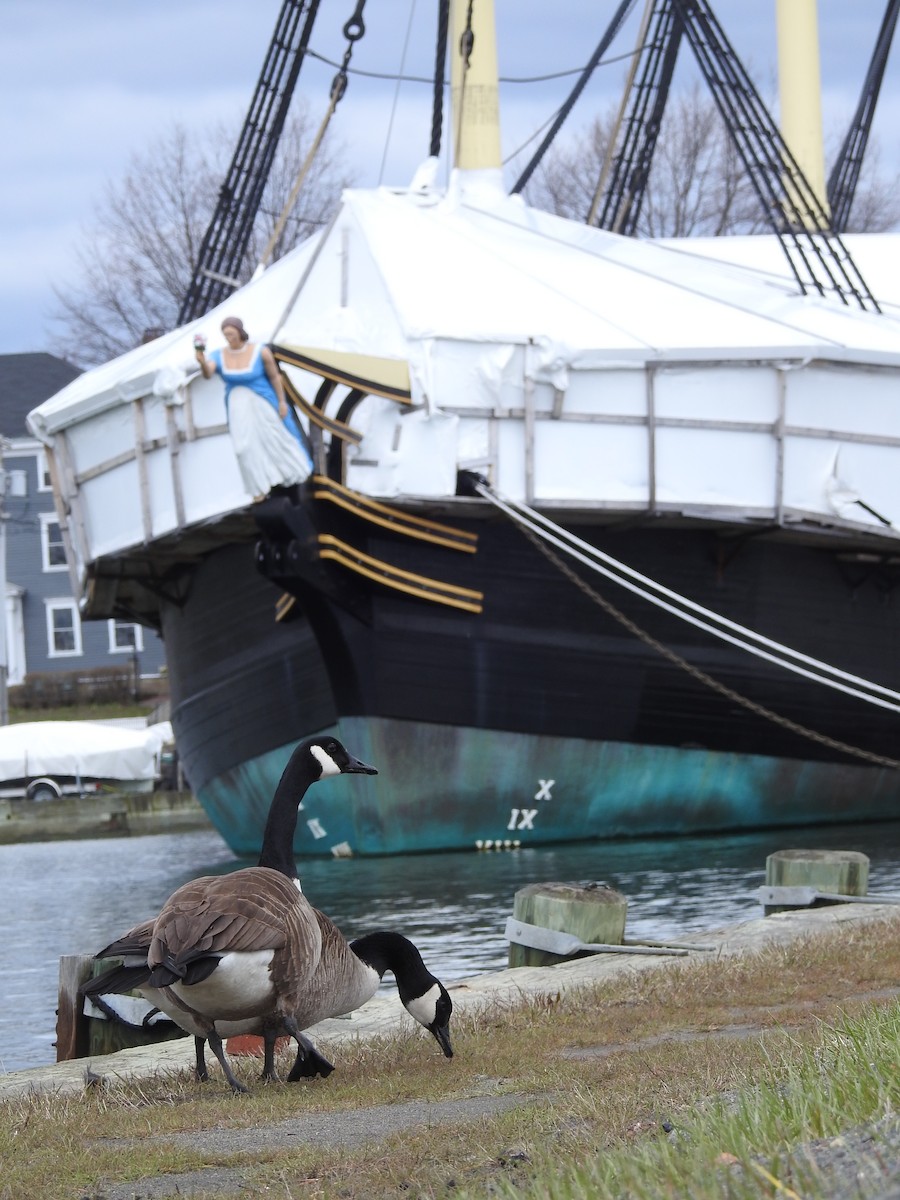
2;898;897;1101
0;789;212;844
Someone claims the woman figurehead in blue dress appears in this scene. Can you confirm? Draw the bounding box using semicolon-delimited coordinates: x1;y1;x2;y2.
194;316;313;499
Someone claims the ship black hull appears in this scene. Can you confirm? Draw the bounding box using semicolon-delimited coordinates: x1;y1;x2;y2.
161;512;900;857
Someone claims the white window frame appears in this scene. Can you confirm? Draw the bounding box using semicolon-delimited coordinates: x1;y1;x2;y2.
37;450;53;493
107;619;144;654
45;599;82;657
39;512;68;572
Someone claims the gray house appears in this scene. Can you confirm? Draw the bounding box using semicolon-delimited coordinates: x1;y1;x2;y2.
0;353;166;687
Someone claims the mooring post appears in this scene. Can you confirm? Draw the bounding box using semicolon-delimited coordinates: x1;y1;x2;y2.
763;848;870;915
508;881;628;968
56;954;94;1062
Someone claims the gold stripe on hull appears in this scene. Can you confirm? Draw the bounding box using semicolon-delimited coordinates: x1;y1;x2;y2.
318;534;483;613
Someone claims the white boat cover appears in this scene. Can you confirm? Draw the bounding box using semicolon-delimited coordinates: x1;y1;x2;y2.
23;174;900;573
28;179;900;440
0;720;173;782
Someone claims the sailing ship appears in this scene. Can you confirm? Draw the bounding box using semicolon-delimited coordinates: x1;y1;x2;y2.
28;1;900;856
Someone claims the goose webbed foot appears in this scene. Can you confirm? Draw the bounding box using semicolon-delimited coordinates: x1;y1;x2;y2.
206;1031;249;1095
283;1026;335;1081
286;1049;335;1081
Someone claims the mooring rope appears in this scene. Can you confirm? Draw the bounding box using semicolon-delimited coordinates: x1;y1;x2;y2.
476;482;900;770
478;484;900;710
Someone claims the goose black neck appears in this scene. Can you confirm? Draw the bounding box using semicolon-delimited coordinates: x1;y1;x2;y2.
257;748;318;877
350;932;435;1001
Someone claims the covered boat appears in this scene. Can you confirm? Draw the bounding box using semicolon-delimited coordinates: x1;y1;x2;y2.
0;721;173;800
26;1;900;854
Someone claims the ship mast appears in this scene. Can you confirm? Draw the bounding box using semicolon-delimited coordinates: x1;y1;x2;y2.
449;0;503;184
775;0;831;227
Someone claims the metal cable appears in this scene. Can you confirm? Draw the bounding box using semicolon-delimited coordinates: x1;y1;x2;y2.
379;0;418;185
511;0;639;194
518;520;900;770
483;490;900;707
475;481;899;769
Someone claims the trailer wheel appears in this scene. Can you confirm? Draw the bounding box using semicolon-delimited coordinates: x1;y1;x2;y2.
26;779;61;803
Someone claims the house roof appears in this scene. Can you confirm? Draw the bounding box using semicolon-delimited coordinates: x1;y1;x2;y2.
0;353;80;437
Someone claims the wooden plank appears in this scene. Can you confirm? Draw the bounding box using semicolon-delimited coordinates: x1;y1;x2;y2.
49;435;90;601
56;954;93;1062
524;342;535;507
42;441;84;605
165;399;186;530
133;398;152;543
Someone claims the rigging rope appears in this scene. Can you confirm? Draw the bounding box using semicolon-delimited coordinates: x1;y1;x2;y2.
475;481;900;770
304;42;644;85
430;0;451;157
484;489;900;708
454;0;476;166
512;0;639;194
378;0;418;185
256;0;366;272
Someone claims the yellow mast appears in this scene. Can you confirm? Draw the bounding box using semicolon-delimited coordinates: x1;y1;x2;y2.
449;0;502;171
775;0;831;226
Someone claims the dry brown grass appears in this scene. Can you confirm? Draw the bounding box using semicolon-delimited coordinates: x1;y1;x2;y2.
2;915;899;1199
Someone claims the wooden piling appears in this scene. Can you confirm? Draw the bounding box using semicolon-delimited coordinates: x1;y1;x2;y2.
765;848;870;914
508;881;627;968
56;955;93;1062
85;956;185;1058
58;954;187;1061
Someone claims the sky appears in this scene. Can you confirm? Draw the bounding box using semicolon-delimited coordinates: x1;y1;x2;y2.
3;0;899;358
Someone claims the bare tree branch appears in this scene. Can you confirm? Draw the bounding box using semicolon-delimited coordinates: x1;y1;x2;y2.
49;102;353;367
524;87;900;240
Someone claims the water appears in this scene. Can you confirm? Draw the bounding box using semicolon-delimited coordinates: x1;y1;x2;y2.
3;821;900;1074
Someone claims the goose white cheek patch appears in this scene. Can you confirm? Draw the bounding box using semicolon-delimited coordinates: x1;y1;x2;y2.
406;983;441;1027
310;744;341;777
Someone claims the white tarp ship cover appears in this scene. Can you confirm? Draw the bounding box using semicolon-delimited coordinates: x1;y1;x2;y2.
0;721;173;782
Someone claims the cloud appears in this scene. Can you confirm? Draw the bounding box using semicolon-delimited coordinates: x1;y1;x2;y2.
3;0;899;357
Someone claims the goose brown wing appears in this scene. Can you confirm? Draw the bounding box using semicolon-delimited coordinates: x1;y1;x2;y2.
96;918;155;959
149;868;310;969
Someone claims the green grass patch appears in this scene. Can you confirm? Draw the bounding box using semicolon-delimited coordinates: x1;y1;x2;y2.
8;701;158;724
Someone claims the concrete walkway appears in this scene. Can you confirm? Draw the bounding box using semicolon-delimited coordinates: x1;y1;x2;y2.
2;899;897;1102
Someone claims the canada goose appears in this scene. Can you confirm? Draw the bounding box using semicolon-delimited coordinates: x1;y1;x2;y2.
82;734;381;1094
84;916;454;1088
145;872;455;1092
84;916;453;1089
83;917;334;1084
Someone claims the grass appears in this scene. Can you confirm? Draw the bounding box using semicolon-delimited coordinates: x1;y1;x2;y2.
7;701;161;725
2;915;899;1199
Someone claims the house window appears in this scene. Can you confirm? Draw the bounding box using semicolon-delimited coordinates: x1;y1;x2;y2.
108;620;144;654
40;514;67;571
37;451;53;492
46;600;82;657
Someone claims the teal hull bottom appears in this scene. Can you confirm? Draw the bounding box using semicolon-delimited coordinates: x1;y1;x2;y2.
195;716;900;858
